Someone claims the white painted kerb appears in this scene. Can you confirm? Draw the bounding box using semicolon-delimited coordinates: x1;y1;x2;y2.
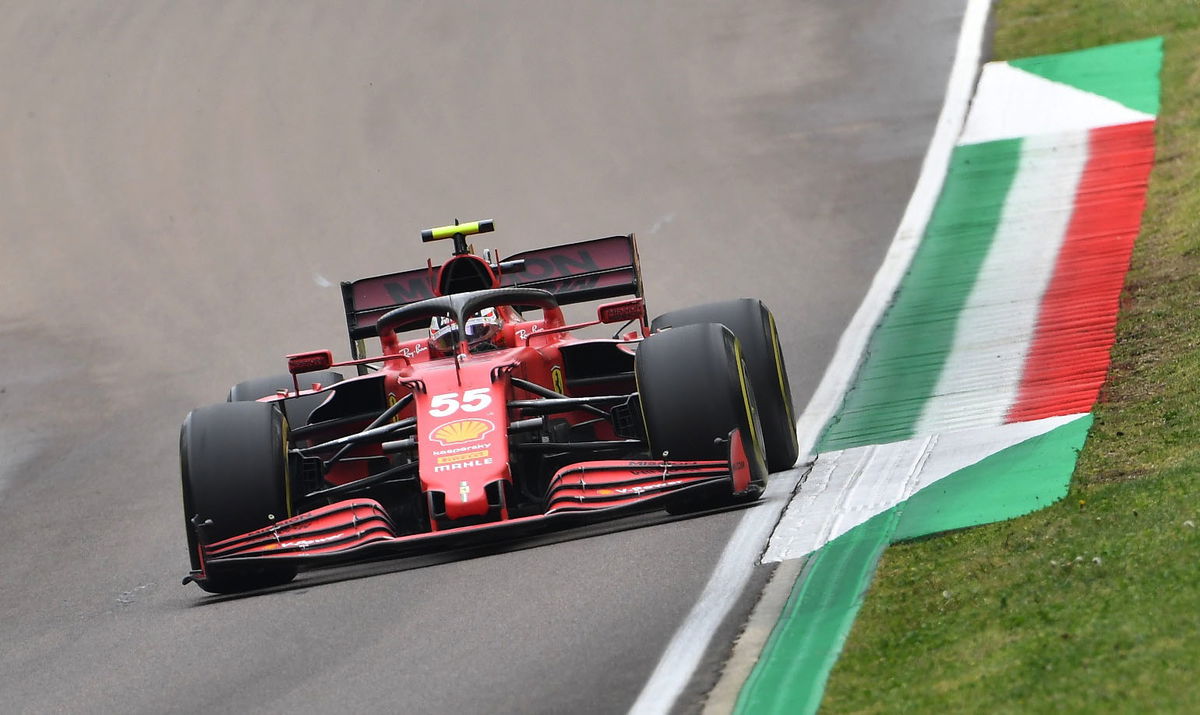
763;412;1087;562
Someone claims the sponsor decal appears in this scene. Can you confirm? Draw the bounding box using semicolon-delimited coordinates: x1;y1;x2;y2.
276;532;346;550
386;393;403;423
431;441;491;457
429;388;492;417
551;365;566;394
398;343;428;359
459;481;470;502
433;457;494;473
437;449;491;465
383;276;436;304
519;250;600;280
429;419;495;445
582;480;692;498
516;325;543;341
612;479;687;496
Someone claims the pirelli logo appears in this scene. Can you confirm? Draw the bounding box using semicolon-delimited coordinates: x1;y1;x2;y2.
436;450;490;465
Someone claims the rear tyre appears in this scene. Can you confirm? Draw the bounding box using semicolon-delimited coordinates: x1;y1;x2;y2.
636;323;767;513
227;370;343;428
180;401;297;594
652;299;799;471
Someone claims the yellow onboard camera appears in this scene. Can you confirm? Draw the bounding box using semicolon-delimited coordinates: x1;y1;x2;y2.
420;219;494;254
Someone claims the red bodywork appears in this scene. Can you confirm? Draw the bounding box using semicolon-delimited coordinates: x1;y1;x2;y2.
188;233;757;583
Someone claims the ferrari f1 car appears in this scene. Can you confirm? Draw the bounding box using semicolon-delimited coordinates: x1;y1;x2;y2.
180;220;798;593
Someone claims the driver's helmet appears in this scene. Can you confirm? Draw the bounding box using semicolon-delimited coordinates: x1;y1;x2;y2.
429;307;504;354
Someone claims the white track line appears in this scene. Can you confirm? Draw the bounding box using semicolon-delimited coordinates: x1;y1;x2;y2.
627;1;994;712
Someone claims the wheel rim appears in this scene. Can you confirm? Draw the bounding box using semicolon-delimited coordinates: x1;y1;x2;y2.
733;339;761;447
767;311;796;427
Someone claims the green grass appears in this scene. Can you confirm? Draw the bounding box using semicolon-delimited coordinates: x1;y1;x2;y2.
821;2;1200;712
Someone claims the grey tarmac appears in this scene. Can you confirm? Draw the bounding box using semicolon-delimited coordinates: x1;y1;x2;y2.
0;2;965;712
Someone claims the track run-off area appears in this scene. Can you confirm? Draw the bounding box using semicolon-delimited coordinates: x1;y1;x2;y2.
0;3;969;713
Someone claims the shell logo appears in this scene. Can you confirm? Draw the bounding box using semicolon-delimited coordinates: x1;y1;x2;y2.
429;419;495;445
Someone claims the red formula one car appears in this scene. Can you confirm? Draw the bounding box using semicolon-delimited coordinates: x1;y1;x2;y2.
180;220;798;593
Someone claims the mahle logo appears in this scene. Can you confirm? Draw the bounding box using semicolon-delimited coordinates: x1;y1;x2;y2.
429;419;495;445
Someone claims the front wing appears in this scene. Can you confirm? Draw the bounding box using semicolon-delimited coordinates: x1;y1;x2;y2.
190;434;757;580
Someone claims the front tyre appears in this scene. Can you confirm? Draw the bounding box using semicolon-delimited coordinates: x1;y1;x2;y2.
652;299;799;471
180;401;297;594
636;323;768;512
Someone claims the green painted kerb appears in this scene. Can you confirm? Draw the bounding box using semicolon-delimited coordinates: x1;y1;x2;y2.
734;508;898;715
736;414;1092;715
893;414;1092;540
1010;37;1162;116
818;138;1022;452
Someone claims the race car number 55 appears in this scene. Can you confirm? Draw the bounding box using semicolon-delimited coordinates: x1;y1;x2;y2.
429;389;492;417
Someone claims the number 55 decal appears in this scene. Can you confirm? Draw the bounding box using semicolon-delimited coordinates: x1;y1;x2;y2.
429;389;492;417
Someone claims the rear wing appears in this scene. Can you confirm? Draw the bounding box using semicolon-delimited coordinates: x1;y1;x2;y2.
341;234;643;355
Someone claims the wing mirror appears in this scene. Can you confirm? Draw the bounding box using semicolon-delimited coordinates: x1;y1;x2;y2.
287;349;334;374
597;298;645;324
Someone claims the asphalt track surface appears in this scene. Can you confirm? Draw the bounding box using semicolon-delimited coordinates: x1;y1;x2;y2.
0;3;966;713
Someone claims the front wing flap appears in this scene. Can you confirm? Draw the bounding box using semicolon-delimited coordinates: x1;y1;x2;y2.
543;459;729;513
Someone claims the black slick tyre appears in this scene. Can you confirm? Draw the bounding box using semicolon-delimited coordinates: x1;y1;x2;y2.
635;323;767;512
227;370;342;428
652;299;799;471
180;401;297;594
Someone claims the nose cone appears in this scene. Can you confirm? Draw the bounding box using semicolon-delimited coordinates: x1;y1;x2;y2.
422;420;507;520
415;361;513;523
